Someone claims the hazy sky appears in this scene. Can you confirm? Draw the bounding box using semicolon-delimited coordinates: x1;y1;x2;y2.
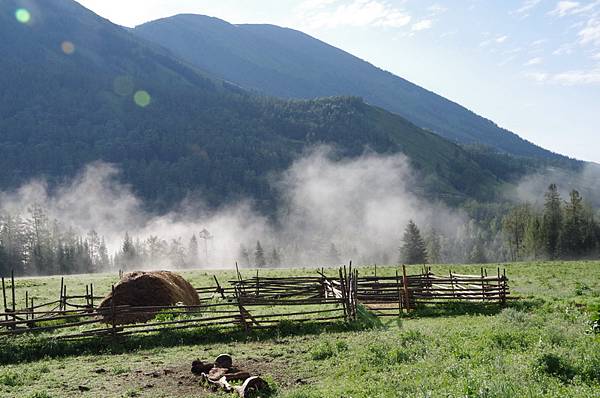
75;0;600;163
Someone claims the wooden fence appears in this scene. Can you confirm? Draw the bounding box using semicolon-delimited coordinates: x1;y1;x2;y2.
0;265;508;339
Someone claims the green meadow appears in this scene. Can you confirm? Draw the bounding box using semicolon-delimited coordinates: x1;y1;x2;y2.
1;261;599;398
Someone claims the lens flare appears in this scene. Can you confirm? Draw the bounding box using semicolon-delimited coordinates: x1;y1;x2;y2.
15;8;31;24
134;90;151;107
61;41;75;55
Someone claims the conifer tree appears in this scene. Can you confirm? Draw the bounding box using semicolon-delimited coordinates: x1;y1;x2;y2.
562;190;584;257
426;229;442;264
542;184;562;259
187;234;199;267
255;241;266;268
270;248;281;267
400;220;428;264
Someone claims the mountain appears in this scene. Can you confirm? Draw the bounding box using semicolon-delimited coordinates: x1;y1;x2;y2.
133;15;569;161
0;0;522;211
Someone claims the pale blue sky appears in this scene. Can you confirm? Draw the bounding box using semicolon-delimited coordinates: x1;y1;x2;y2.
75;0;600;163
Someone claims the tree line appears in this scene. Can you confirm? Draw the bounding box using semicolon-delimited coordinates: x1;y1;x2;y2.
400;184;600;264
1;184;599;276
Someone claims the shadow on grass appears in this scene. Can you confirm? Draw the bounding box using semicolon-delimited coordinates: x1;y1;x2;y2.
402;298;545;319
0;320;368;365
0;299;545;365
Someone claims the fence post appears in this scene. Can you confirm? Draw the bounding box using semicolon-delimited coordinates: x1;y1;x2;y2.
352;269;358;321
338;268;348;322
2;276;7;323
501;269;507;305
63;285;67;311
11;270;16;326
402;265;410;312
255;269;259;298
449;270;455;299
25;291;28;321
234;286;250;332
480;267;486;302
90;284;94;310
59;277;64;312
396;270;402;316
111;285;116;337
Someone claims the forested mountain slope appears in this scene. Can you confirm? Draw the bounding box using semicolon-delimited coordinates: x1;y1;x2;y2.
134;14;572;162
0;0;568;212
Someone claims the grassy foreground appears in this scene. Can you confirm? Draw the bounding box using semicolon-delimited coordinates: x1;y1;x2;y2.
1;262;599;398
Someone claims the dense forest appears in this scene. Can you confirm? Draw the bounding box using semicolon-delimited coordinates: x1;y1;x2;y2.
134;14;573;161
1;184;598;276
0;0;581;213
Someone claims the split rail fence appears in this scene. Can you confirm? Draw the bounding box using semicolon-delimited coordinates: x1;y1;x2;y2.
0;265;509;340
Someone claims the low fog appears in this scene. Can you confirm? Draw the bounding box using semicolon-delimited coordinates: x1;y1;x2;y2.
0;147;467;270
513;163;600;208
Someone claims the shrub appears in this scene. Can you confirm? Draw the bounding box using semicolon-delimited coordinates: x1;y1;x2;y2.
535;353;575;382
310;341;335;360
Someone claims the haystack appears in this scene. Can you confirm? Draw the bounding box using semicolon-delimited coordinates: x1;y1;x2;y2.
98;271;200;325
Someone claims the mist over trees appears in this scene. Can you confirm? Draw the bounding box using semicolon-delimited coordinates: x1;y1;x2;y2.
1;183;599;276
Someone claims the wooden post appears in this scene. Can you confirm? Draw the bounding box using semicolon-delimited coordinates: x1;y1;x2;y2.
449;270;455;299
59;277;64;311
213;275;226;299
480;267;486;302
63;285;67;311
30;298;34;321
90;284;94;309
110;285;116;337
497;267;501;304
352;269;358;321
25;291;28;321
338;268;348;322
10;270;16;328
501;269;507;305
396;270;402;316
234;287;250;332
374;264;377;278
255;269;259;297
85;285;90;308
2;276;7;322
402;265;410;311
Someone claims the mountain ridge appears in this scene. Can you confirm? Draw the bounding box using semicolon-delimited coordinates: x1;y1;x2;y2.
134;14;573;162
0;0;524;211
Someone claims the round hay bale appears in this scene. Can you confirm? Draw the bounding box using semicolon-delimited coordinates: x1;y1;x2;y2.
98;271;200;325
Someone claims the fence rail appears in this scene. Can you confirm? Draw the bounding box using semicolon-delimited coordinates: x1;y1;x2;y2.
0;265;509;339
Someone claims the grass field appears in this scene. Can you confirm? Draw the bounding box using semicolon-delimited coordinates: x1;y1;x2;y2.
1;262;599;398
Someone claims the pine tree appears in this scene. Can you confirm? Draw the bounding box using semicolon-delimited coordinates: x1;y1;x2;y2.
468;238;487;264
187;234;199;267
502;205;530;261
542;184;562;259
121;232;136;268
255;241;266;268
238;244;250;267
400;220;428;264
426;229;442;264
523;216;544;260
562;190;584;258
270;248;281;267
98;238;110;270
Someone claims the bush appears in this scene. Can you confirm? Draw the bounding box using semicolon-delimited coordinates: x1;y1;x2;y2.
310;341;335;360
535;353;575;382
